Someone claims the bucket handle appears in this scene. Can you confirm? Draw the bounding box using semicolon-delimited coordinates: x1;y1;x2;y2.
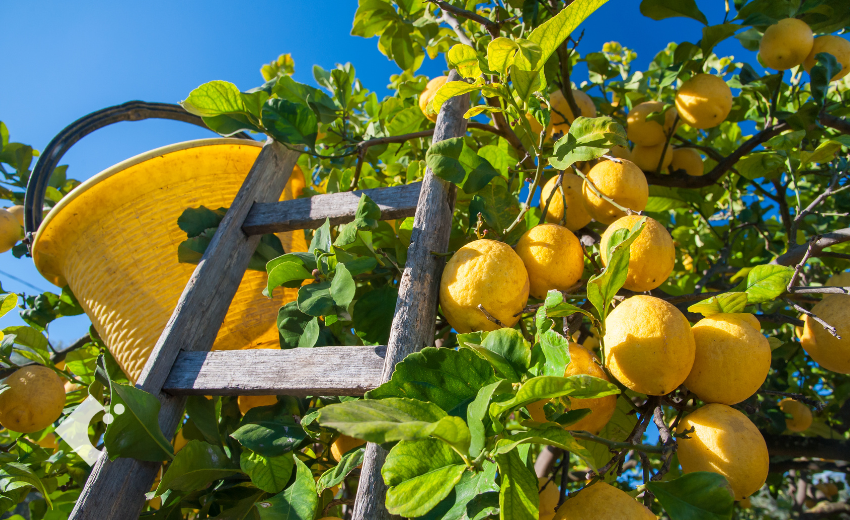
23;101;253;246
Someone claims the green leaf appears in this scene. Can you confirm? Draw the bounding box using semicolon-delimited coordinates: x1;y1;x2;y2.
811;52;841;107
266;257;312;296
467;380;512;458
277;302;313;349
297;282;335;316
469;180;522;240
493;424;596;469
330;263;356;308
353;285;398;344
382;438;467;518
156;440;240;495
297;317;320;349
511;40;547;102
464;105;504;119
3;326;49;364
64;344;99;384
527;0;609;71
317;446;365;494
431;80;505;115
479;328;532;381
495;449;538;520
487;38;518;76
550;116;628;170
256;456;318;520
490;375;619;420
104;382;174;462
688;292;749;317
0;463;52;509
800;139;843;167
647;472;735;520
539;329;572;377
186;395;221;446
230;419;306;457
586;217;646;320
448;44;482;79
425;137;500;193
700;24;740;55
309;219;332;254
743;264;794;304
0;294;17;319
422;463;499;520
366;347;498;414
585;397;636;479
639;0;708;24
735;152;785;181
240;449;294;494
182;81;253;118
262;98;318;148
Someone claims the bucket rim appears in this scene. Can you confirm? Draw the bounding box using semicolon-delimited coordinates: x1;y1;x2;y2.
32;137;263;285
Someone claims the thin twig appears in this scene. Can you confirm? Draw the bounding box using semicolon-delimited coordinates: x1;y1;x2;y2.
785;298;841;339
478;304;505;327
760;390;826;412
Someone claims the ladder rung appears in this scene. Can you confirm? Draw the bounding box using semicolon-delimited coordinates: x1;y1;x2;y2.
162;346;386;396
242;182;422;235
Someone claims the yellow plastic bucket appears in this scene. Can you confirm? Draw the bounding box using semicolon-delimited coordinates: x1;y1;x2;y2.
32;138;306;381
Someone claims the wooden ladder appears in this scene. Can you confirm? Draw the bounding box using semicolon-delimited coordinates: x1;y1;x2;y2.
68;71;470;520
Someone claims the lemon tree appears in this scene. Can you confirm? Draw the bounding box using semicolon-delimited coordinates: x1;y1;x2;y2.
1;0;850;518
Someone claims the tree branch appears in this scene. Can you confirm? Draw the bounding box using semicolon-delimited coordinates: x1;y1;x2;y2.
773;228;850;266
430;0;499;38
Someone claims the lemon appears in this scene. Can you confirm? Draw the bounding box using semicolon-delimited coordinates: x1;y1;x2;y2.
582;159;648;225
671;147;704;176
515;224;585;299
36;432;57;451
631;143;673;173
549;89;597;139
0;366;66;433
419;76;448;122
237;395;278;415
553;482;655;520
684;313;771;405
173;429;189;453
7;205;24;227
627;101;679;146
439;239;529;332
539;477;559;520
738;497;752;508
0;209;22;253
676;404;769;500
823;271;850;303
561;344;617;433
799;295;850;373
540;172;592;231
779;398;812;432
608;145;632;161
804;35;850;81
600;215;675;292
675;74;733;130
331;435;366;462
759;18;814;70
604;295;695;395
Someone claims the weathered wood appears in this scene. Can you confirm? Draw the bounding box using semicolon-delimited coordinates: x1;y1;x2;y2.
162;346;386;396
70;139;299;520
243;182;422;235
352;70;470;520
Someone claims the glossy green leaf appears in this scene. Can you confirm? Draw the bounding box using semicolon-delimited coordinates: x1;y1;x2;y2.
688;292;748;317
309;218;332;253
425;137;500;193
353;284;398;344
469;180;522;240
296;281;335;316
490;375;619;420
0;463;52;508
316;446;364;494
382;438;467;518
330;263;356;308
495;449;538;520
550;116;629;170
104;382;174;462
430;80;505;115
255;456;317;520
277;301;314;349
421;461;499;520
811;52;841;107
467;380;511;458
266;259;312;296
366;347;498;414
743;264;794;304
448;44;482;78
647;472;735;520
480;328;531;379
3;326;49;364
586;217;646;320
240;449;294;494
493;424;596;470
156;440;240;495
230;419;306;457
735;152;785;181
700;24;739;55
527;0;609;70
539;329;572;377
262;98;318;148
639;0;708;24
182;81;251;118
318;397;446;443
296;317;320;349
186;395;221;446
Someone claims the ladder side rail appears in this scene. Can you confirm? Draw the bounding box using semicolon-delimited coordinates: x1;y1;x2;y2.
69;139;299;520
351;69;470;520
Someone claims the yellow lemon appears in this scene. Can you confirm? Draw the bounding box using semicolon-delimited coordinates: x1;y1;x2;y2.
439;239;529;332
582;159;648;225
36;432;57;451
600;215;675;292
823;271;850;303
684;313;771;405
539;477;559;520
540;172;592;231
738;497;752;508
799;295;850;373
0;209;22;253
759;18;814;70
515;224;585;299
419;76;449;122
604;295;695;395
553;482;655;520
331;435;366;462
779;398;813;432
804;35;850;81
7;205;24;227
173;429;189;453
627;101;679;146
676;404;769;500
237;395;278;415
631;143;673;173
608;145;632;161
549;89;597;139
671;147;705;176
526;113;545;139
0;366;66;433
675;74;733;129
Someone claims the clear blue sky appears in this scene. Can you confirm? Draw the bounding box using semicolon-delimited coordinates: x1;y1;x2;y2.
0;0;757;344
